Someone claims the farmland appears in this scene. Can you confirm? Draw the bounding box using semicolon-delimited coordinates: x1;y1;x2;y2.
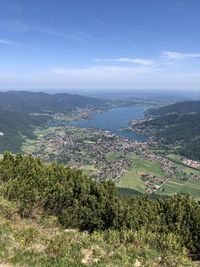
157;178;200;200
117;156;165;193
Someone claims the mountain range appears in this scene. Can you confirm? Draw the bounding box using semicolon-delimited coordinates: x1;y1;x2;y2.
0;91;104;114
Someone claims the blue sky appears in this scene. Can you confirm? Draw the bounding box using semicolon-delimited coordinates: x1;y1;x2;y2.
0;0;200;90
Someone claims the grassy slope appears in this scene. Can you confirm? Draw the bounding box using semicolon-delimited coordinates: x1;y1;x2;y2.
0;197;193;267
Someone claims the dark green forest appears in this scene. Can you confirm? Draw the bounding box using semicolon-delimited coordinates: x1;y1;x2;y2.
0;153;200;255
0;110;50;153
147;100;200;117
139;101;200;160
141;113;200;160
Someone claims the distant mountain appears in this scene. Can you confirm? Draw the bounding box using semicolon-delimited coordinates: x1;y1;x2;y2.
0;91;105;114
147;100;200;116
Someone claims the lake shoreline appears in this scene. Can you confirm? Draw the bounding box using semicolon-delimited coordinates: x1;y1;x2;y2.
48;106;150;142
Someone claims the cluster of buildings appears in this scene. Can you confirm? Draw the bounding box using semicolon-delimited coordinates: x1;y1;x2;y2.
183;159;200;170
140;172;167;193
27;126;145;181
24;121;200;192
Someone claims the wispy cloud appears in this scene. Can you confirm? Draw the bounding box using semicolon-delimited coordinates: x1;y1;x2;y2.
95;18;112;31
162;51;200;59
0;20;27;32
127;39;142;51
0;38;18;46
0;38;38;50
36;26;104;46
0;19;104;46
0;0;21;13
95;57;153;65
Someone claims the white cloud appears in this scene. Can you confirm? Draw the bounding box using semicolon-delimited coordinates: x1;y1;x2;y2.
162;51;200;59
95;57;153;65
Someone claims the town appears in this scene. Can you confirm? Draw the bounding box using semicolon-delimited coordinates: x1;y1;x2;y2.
22;121;200;195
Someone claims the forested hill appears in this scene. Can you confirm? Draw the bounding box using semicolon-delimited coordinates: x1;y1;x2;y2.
0;91;106;153
137;100;200;160
0;91;105;114
0;110;50;153
147;100;200;116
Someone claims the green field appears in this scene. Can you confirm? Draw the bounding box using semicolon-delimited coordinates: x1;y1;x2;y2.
106;151;122;162
117;156;165;193
22;139;38;153
165;153;183;163
158;178;200;200
81;164;97;175
83;140;96;144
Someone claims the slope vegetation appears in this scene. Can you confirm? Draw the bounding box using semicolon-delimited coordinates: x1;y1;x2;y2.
0;153;200;267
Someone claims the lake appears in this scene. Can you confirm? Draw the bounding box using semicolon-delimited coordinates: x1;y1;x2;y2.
55;106;148;141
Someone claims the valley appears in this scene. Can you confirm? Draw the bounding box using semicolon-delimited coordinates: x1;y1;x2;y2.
1;91;200;199
21;106;200;200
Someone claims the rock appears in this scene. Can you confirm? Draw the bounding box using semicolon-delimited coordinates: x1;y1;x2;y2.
134;259;141;267
63;228;77;232
81;248;94;265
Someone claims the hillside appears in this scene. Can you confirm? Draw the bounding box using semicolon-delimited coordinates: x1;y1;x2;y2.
0;91;105;114
147;100;200;117
135;112;200;160
0;153;199;266
137;101;200;160
0;91;106;153
0;110;50;153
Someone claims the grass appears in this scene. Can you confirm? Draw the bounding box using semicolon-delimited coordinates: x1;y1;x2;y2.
148;151;200;199
0;199;193;267
165;153;183;163
81;164;97;175
117;156;165;193
106;151;122;162
83;140;96;144
157;178;200;200
22;144;38;153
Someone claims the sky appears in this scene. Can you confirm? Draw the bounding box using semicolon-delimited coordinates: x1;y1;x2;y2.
0;0;200;90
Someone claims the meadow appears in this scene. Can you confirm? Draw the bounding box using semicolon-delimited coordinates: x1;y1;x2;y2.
158;178;200;200
117;156;165;193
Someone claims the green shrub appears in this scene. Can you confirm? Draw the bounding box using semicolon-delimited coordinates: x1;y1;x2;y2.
0;197;17;219
0;153;200;255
